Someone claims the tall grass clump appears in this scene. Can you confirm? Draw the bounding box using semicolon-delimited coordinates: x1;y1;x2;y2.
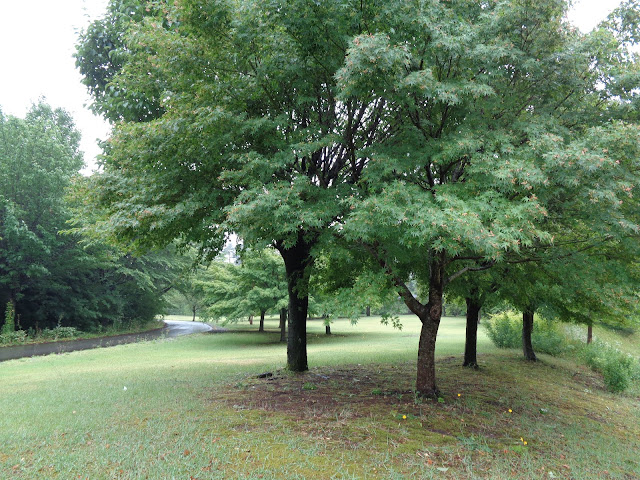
2;301;15;334
484;310;565;356
580;340;638;393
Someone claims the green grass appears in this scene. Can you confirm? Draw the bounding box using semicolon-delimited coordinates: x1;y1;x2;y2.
1;315;638;479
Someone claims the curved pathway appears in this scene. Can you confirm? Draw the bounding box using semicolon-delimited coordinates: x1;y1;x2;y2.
0;320;224;362
164;319;215;337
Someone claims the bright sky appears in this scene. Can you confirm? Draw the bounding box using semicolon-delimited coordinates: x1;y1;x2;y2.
0;0;626;175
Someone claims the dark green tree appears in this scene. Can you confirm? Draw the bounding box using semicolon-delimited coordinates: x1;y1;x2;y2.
0;103;83;328
75;0;395;371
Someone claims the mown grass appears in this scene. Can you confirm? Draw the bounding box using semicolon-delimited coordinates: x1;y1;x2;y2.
1;315;638;479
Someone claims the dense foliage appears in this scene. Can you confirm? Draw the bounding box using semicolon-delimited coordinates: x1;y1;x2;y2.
0;103;175;333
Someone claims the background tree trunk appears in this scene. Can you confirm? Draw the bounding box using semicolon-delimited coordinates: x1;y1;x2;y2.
587;323;593;344
325;324;331;335
259;310;265;332
522;310;537;361
248;315;253;325
366;305;371;316
463;297;481;368
191;305;196;322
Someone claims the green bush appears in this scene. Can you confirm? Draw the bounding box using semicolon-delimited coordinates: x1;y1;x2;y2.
37;326;80;341
602;359;631;393
483;311;566;356
2;302;15;335
532;318;566;356
484;311;521;349
0;330;27;345
580;341;636;393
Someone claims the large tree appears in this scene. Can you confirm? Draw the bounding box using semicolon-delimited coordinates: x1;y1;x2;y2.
0;103;83;327
337;0;640;396
76;0;395;371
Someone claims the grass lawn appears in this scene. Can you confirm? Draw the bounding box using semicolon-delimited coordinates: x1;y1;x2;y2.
1;315;638;479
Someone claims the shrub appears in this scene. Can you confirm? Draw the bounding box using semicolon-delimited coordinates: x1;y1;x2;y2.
2;302;15;335
532;318;566;356
579;340;636;393
483;311;566;356
51;326;80;339
484;311;521;349
602;359;631;393
0;330;27;345
38;326;80;341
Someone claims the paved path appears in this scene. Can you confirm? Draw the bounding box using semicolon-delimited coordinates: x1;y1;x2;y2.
164;320;215;337
0;320;224;362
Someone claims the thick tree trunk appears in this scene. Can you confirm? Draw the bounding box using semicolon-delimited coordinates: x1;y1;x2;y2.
279;307;287;343
522;310;537;361
414;252;445;398
325;324;331;335
259;310;265;332
365;305;371;316
463;297;481;368
416;315;440;397
587;323;593;344
277;234;314;372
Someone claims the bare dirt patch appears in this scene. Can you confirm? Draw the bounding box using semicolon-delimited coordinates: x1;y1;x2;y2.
211;361;425;420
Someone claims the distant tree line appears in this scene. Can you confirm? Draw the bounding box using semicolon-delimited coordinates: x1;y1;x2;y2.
0;103;176;334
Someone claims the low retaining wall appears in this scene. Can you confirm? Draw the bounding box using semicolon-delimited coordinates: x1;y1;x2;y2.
0;326;167;362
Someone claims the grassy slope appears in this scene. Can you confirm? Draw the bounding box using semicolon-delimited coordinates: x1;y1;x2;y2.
0;316;638;479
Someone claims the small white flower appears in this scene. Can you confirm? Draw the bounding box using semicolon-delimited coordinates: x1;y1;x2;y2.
123;386;127;391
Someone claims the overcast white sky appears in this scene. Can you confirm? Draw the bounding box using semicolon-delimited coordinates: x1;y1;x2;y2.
0;0;626;174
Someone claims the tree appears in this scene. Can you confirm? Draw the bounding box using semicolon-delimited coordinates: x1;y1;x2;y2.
201;248;287;330
75;0;395;371
0;102;183;332
0;103;83;328
337;0;640;396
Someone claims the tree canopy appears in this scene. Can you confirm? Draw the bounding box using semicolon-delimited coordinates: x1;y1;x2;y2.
0;102;177;332
76;0;640;396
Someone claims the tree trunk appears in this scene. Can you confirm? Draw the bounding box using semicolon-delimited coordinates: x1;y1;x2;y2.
463;297;481;368
587;323;593;344
522;310;537;361
414;252;445;398
277;234;314;372
365;305;371;316
248;315;253;325
279;307;287;343
259;310;265;332
192;305;196;322
325;324;331;335
416;315;440;397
